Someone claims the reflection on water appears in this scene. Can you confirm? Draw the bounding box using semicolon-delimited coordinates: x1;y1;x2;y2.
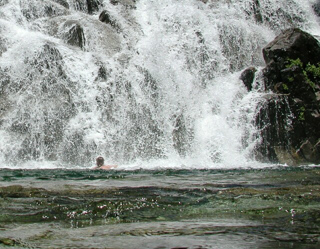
0;167;319;248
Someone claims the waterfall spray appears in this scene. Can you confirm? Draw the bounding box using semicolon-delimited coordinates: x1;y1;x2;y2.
0;0;319;168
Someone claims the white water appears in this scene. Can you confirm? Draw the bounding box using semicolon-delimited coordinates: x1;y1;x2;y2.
0;0;319;169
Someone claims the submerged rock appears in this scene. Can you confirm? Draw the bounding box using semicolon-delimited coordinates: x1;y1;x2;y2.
258;28;320;165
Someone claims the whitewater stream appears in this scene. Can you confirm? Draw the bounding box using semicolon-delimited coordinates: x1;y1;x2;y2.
0;0;320;248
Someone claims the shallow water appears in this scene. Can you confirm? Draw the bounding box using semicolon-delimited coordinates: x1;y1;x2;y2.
0;166;320;248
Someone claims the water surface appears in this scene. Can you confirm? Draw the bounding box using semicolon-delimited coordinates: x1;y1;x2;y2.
1;166;319;248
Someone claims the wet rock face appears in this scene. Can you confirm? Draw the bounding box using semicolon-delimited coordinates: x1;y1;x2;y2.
258;28;320;165
99;10;118;28
240;67;257;91
63;21;86;49
87;0;103;14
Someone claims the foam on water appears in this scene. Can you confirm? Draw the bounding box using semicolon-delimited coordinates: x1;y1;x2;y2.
0;0;319;169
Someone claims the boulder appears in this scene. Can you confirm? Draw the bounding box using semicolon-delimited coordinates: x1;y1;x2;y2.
258;28;320;165
240;67;257;91
63;22;86;49
262;28;320;66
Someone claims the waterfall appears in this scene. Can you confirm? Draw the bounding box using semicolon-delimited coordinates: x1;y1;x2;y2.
0;0;319;169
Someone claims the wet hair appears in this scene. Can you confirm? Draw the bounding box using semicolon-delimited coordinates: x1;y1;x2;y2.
96;156;104;167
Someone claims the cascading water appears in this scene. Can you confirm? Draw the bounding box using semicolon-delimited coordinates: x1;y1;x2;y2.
0;0;319;169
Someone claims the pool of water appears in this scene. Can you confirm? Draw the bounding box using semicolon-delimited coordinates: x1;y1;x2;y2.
0;166;319;248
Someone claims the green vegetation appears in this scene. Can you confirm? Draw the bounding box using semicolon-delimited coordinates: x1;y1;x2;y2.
282;83;289;90
306;62;320;77
286;58;320;90
286;58;303;68
298;106;305;121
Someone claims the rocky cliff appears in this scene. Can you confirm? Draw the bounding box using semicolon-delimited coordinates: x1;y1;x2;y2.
244;28;320;165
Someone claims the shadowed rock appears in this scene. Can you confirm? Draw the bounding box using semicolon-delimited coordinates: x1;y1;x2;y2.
99;10;120;30
63;22;86;49
240;67;257;91
87;0;103;14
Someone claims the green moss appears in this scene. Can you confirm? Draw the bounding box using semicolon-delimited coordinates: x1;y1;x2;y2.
298;106;305;121
282;83;289;90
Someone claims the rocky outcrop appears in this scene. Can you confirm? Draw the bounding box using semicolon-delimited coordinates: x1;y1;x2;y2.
256;28;320;165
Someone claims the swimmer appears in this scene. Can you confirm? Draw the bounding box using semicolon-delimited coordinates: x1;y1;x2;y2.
93;156;117;170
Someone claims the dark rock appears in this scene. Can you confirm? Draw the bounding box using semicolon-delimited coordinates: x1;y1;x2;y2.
262;28;320;66
99;10;118;29
258;28;320;165
252;0;263;23
99;10;112;24
255;94;293;163
240;67;257;91
87;0;103;14
110;0;119;5
63;22;86;49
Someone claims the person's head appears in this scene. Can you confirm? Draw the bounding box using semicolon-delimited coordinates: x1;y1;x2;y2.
96;156;104;167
